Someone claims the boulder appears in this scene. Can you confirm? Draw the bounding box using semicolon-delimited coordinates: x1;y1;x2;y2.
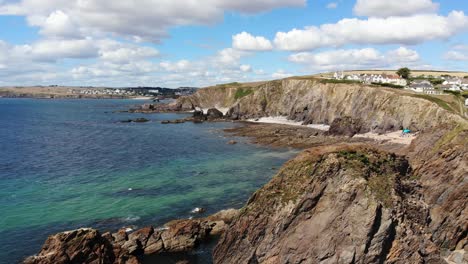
328;116;366;137
23;228;115;264
206;108;223;120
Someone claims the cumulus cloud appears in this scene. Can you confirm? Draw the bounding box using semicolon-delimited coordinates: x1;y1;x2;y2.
240;64;252;72
274;11;468;51
386;47;420;63
31;39;98;61
0;0;305;42
354;0;439;18
39;10;80;38
444;44;468;61
232;32;273;51
288;47;421;71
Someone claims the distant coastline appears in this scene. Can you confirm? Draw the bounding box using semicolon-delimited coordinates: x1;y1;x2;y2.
0;86;197;100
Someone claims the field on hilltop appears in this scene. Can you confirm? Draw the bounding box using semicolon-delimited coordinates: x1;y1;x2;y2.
316;70;468;78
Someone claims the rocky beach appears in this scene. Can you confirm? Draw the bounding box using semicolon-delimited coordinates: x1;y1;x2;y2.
23;78;467;263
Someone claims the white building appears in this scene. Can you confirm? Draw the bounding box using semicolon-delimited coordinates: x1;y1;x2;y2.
409;80;440;94
333;71;344;80
443;77;462;86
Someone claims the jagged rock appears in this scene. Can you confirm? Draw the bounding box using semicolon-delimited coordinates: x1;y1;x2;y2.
144;232;164;255
161;219;210;252
23;228;115;264
206;108;224;120
227;140;237;145
213;146;447;263
328;116;366;137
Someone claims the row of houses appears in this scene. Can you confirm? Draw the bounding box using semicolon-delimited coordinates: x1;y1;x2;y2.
332;72;468;95
334;72;408;86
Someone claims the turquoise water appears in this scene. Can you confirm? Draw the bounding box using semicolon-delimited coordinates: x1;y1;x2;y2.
0;99;296;263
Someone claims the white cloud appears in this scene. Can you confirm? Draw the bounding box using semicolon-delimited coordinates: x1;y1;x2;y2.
214;48;249;66
39;10;80;38
326;3;338;9
159;60;192;72
288;47;421;71
240;64;252;72
386;47;420;63
99;44;159;64
274;11;468;51
444;44;468;61
289;48;384;70
272;69;293;79
354;0;439;18
232;32;273;51
30;39;98;61
0;0;305;42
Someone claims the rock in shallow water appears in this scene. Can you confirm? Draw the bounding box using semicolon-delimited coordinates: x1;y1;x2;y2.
24;209;239;264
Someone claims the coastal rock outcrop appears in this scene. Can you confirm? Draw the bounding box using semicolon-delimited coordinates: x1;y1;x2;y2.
213;143;465;263
23;228;117;264
206;108;224;120
24;209;239;264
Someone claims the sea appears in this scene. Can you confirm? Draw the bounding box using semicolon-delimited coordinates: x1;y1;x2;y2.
0;98;297;264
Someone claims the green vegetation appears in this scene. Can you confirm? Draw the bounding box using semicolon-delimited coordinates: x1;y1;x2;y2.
409;94;452;112
368;174;395;208
319;79;362;84
234;87;253;100
338;150;369;165
397;67;411;79
443;90;461;96
371;82;404;89
433;123;468;153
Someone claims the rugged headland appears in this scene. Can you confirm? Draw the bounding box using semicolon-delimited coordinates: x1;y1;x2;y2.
25;78;467;263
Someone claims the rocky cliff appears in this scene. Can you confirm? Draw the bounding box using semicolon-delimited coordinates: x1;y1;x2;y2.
25;78;467;264
214;129;467;263
178;79;465;133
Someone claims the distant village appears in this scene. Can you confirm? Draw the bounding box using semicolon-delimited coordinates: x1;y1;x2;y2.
331;71;468;107
74;86;197;98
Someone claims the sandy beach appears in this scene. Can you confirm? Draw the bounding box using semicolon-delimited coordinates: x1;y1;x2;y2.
247;116;330;131
353;131;417;145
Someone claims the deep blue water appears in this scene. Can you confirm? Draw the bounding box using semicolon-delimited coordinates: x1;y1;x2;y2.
0;99;296;264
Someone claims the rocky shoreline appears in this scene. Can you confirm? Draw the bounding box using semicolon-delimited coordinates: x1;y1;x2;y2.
24;79;467;263
24;209;238;264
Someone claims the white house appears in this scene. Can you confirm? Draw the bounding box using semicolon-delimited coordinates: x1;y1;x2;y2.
440;84;461;92
345;74;361;81
333;71;344;80
461;79;468;90
409;80;439;94
443;77;462;86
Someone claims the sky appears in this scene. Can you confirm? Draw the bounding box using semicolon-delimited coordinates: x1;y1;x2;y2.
0;0;467;87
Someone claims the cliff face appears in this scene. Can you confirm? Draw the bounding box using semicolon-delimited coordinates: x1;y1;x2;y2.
214;136;467;263
179;79;464;133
